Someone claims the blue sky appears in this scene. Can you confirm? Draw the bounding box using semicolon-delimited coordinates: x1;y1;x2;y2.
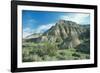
22;10;90;38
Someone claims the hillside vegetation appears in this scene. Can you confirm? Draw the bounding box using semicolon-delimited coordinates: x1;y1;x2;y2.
22;20;90;62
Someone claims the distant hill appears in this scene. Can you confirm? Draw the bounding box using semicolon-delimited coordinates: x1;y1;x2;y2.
23;20;90;49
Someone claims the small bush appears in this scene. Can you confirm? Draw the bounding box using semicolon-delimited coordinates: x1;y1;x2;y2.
74;57;79;60
32;55;42;61
42;55;51;61
43;42;58;56
22;55;33;62
86;55;90;59
22;54;42;62
59;52;66;56
72;53;80;57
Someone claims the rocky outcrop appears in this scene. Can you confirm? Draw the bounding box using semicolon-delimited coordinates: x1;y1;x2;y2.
23;20;90;49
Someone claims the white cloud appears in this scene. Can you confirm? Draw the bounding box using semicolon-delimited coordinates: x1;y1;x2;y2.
23;19;37;38
36;23;55;33
23;23;55;38
60;13;90;24
26;19;36;27
23;27;33;38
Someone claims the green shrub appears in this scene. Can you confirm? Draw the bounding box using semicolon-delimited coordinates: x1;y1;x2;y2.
22;54;42;62
22;55;33;62
74;57;79;60
59;52;66;56
75;40;90;54
42;55;51;61
32;55;42;61
72;53;80;57
86;55;90;59
42;55;58;61
42;42;58;56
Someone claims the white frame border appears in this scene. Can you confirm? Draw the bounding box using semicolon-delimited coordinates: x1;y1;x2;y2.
17;5;94;68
